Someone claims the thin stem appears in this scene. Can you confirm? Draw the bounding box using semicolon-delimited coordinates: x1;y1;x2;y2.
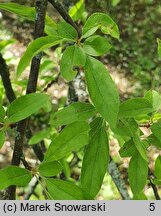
43;74;60;92
20;154;32;171
48;0;82;37
37;176;51;199
0;53;16;103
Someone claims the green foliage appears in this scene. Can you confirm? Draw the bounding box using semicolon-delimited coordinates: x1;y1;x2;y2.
0;166;32;190
133;134;148;162
81;118;109;197
0;131;5;149
157;38;161;58
50;102;96;127
83;35;112;56
82;12;119;39
7;93;49;123
147;134;161;149
0;39;15;52
0;3;35;21
46;179;91;200
119;139;137;157
84;56;120;128
1;1;161;200
38;161;62;177
69;0;87;22
119;98;153;118
0;105;5;122
112;0;121;7
151;120;161;143
60;45;86;81
44;121;90;162
128;153;148;195
154;156;161;179
17;36;63;77
113;118;138;137
144;90;161;112
152;178;161;186
29;128;50;145
133;192;147;200
57;21;78;40
0;2;57;35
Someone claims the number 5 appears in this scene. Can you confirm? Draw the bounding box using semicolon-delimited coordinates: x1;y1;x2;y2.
149;203;155;211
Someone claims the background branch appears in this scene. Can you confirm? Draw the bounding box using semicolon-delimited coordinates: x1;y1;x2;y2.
108;158;131;200
0;53;16;103
7;0;48;200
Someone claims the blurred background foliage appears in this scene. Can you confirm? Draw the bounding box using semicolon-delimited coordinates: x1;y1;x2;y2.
85;0;161;96
0;0;161;200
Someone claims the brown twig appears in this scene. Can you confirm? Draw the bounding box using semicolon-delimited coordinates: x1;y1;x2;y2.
0;53;16;103
20;154;32;171
48;0;82;37
8;0;47;200
26;0;48;94
43;74;60;92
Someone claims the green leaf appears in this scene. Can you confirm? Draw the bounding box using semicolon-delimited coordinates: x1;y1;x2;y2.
114;118;147;161
17;36;62;77
81;118;109;197
128;153;148;195
157;38;161;58
119;98;153;118
44;121;90;162
0;105;5;121
38;161;62;177
0;3;35;20
46;178;91;200
69;0;87;22
45;17;57;35
0;166;32;190
154;155;161;179
147;134;161;148
50;102;96;127
152;178;161;186
133;134;148;162
151;120;161;143
84;56;119;128
144;90;161;112
83;35;112;56
0;3;57;35
119;139;137;158
7;93;49;123
133;192;147;200
113;119;138;137
29;128;50;145
0;39;15;52
60;45;86;81
0;131;5;149
112;0;120;7
57;21;78;40
82;12;119;39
